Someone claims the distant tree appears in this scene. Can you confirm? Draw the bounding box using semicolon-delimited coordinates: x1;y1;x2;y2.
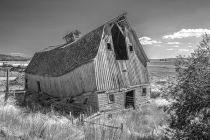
167;34;210;139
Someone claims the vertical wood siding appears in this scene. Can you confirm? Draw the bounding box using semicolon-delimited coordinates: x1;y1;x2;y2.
25;61;97;97
94;24;149;92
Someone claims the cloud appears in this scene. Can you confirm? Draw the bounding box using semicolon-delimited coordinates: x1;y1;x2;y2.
167;42;181;44
189;43;191;44
172;45;179;47
139;36;162;45
188;46;193;47
166;48;173;51
162;29;210;39
179;49;189;52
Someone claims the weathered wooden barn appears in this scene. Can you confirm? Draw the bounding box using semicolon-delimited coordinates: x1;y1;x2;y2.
25;14;150;112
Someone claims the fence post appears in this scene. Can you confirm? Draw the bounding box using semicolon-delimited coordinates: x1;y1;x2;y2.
70;112;74;124
87;107;89;116
23;91;26;104
90;106;92;115
4;68;9;104
79;114;81;122
120;123;123;132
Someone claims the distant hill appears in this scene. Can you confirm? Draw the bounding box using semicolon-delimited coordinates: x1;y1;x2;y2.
0;54;31;61
149;58;187;62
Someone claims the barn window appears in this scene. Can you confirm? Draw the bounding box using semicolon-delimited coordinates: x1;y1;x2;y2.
129;45;133;52
107;43;112;50
108;94;115;103
142;88;147;96
83;98;88;105
25;78;28;89
111;24;128;60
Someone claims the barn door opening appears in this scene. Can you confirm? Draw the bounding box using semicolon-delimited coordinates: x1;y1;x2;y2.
37;81;41;92
125;90;135;109
111;24;128;60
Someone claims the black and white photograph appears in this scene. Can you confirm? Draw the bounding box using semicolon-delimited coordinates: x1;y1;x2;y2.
0;0;210;139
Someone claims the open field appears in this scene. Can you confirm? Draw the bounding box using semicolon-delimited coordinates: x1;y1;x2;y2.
148;61;176;77
0;70;20;77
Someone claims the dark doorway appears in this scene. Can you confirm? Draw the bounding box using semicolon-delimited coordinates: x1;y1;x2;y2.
111;24;128;60
37;81;41;92
125;90;135;109
25;78;28;89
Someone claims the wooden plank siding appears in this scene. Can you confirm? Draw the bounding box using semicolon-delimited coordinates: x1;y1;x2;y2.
97;85;150;111
135;86;151;107
98;91;124;111
25;61;97;97
94;25;149;92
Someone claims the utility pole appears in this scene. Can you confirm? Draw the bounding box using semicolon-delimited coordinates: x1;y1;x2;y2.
4;68;10;104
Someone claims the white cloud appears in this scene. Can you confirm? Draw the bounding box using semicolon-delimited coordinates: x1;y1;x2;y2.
179;49;189;52
167;42;181;44
139;36;162;45
189;43;191;44
166;48;173;51
162;29;210;39
172;45;179;48
188;46;193;47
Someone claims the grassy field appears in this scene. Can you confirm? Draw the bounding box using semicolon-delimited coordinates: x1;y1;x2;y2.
0;93;170;140
148;61;176;77
0;61;175;140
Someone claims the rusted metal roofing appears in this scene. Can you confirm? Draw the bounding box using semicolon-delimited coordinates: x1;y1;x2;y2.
25;25;104;77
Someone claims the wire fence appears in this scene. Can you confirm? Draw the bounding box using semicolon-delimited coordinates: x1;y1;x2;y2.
67;106;124;133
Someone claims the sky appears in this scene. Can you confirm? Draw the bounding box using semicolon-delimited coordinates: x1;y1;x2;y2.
0;0;210;59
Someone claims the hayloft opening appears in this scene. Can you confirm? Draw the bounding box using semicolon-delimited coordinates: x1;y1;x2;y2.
125;90;135;109
111;24;128;60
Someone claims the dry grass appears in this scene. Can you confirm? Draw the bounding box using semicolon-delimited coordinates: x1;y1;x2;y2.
0;91;170;140
0;94;83;140
0;72;172;140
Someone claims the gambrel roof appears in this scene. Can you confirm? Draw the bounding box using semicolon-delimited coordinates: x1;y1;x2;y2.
25;14;149;77
25;25;104;76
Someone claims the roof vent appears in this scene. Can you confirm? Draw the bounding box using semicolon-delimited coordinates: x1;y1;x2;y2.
63;30;81;43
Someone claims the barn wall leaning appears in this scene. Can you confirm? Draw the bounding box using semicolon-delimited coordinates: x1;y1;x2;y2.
25;61;97;97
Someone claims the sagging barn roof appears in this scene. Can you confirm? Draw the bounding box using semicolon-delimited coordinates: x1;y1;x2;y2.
25;13;149;77
25;25;104;77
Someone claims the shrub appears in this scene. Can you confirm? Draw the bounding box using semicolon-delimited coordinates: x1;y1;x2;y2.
167;34;210;139
150;91;161;99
